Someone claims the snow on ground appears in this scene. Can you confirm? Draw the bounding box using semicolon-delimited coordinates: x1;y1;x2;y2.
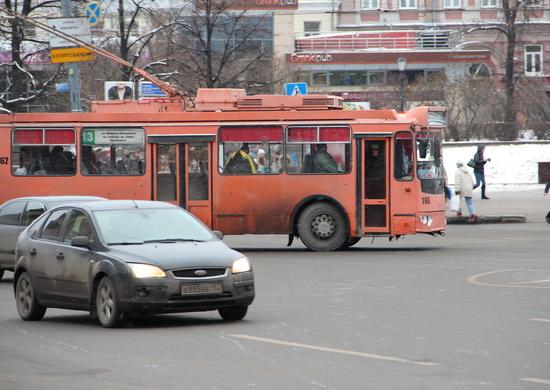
443;142;550;189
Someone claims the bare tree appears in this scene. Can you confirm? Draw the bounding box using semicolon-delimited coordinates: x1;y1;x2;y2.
0;0;63;112
464;0;543;140
167;0;274;94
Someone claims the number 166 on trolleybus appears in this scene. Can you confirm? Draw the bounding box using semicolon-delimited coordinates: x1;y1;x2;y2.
0;89;446;251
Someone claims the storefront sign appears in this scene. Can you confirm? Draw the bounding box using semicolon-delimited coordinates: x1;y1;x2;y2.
289;53;333;64
214;0;297;9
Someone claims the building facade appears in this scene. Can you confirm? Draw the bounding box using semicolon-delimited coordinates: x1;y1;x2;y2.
275;0;550;109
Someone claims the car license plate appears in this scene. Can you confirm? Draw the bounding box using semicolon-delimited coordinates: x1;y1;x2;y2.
181;283;222;296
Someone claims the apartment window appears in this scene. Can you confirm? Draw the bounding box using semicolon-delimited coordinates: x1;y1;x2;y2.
525;45;543;76
361;0;380;9
304;21;321;37
481;0;497;7
400;0;417;8
444;0;460;8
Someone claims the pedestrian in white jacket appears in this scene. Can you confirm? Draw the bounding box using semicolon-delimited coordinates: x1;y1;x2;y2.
454;161;477;221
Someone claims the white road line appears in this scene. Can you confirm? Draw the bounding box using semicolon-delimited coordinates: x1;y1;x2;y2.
229;334;439;367
510;279;550;285
467;269;550;289
520;378;550;385
529;318;550;323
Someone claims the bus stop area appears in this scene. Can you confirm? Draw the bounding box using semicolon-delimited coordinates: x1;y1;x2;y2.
445;185;548;224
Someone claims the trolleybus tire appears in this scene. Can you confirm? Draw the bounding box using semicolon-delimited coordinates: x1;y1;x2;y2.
15;272;46;321
339;237;361;250
298;202;347;252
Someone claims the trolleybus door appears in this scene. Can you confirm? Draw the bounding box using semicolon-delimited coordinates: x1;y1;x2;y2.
360;138;390;233
152;137;213;227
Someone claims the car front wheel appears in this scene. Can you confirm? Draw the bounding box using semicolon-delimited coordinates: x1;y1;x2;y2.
219;305;248;321
96;276;124;328
16;272;46;321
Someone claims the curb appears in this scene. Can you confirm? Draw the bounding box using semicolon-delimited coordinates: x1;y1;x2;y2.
446;215;526;224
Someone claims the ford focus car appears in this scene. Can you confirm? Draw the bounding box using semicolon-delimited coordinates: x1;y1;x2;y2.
14;200;255;328
0;196;106;280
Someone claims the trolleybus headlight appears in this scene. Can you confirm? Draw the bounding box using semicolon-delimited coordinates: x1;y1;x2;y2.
232;257;251;274
128;263;166;278
419;215;433;226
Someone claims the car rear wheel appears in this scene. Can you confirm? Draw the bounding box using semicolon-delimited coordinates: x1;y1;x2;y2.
219;305;248;321
96;277;124;328
298;202;347;252
16;272;46;321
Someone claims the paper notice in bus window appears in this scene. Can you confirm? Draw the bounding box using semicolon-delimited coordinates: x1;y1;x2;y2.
82;129;145;145
428;111;446;127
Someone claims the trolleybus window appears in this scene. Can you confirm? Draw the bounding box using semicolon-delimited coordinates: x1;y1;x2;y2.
219;126;283;174
394;132;414;181
416;131;444;194
81;128;145;176
286;126;351;174
11;128;76;176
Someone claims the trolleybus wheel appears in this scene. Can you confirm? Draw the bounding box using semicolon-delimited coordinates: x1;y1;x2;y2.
339;237;361;250
298;202;347;252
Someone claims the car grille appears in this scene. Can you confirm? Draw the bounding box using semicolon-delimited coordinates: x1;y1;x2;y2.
171;268;227;278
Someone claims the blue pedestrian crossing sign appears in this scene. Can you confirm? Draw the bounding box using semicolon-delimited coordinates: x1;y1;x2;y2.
85;2;101;26
284;82;308;96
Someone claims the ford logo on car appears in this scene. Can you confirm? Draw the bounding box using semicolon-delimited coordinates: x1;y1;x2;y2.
194;270;208;277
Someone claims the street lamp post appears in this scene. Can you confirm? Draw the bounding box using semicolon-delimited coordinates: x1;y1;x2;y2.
397;57;407;112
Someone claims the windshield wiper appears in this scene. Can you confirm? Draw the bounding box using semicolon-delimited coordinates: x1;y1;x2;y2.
108;241;144;245
143;238;206;243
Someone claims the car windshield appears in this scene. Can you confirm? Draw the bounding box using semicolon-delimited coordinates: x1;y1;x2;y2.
93;208;216;245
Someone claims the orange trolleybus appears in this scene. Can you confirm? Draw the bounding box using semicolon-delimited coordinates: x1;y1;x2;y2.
0;89;446;251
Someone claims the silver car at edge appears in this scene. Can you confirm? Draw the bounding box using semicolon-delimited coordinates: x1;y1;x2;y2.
0;196;106;280
14;200;255;328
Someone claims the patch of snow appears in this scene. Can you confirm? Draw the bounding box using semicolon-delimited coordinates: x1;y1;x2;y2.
443;142;550;186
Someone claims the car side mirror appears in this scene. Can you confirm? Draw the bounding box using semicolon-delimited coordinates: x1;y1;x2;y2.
71;236;92;249
213;230;224;240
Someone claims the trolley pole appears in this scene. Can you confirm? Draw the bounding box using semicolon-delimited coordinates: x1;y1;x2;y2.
61;0;82;112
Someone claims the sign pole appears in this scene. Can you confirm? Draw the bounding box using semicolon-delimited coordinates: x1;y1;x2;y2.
61;0;82;112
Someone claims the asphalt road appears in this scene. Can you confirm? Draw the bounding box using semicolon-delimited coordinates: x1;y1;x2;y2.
0;188;549;390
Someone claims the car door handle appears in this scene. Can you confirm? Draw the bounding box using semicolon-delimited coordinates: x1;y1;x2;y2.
30;248;37;256
56;252;65;260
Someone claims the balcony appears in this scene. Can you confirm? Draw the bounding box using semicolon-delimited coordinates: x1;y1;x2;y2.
295;30;454;52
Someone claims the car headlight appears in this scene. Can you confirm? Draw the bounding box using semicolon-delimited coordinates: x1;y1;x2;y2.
128;263;166;278
232;257;251;274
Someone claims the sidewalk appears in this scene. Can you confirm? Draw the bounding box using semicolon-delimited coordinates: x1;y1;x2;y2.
445;185;550;224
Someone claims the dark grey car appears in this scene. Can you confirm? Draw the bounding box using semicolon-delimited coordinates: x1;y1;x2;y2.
0;196;106;279
14;200;255;328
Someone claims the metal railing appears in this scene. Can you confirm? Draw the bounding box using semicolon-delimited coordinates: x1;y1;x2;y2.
295;31;452;51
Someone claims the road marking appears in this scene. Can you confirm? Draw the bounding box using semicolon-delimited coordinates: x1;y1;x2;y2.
467;269;550;289
510;279;550;285
229;334;439;367
520;378;550;385
529;318;550;323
